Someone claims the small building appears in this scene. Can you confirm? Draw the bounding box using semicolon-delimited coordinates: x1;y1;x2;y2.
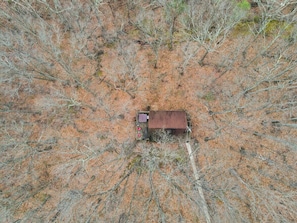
136;110;190;140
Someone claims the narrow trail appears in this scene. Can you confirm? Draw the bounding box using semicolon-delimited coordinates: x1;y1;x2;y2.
185;141;211;223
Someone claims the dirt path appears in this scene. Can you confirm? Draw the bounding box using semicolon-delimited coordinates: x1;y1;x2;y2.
186;142;211;223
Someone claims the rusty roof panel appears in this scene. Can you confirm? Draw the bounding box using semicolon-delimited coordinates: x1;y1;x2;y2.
148;111;187;129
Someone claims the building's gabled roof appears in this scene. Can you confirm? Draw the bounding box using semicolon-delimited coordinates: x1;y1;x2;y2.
148;111;187;129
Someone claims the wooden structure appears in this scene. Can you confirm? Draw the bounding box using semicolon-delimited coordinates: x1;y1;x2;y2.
136;110;190;140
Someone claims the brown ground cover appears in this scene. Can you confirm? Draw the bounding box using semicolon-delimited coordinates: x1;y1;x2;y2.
1;1;297;222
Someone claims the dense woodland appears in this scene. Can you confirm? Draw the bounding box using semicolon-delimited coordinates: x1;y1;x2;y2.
1;0;297;222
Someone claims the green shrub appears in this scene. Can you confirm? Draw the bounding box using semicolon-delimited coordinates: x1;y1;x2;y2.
264;20;294;37
128;155;143;174
202;92;216;101
232;21;255;36
238;0;251;11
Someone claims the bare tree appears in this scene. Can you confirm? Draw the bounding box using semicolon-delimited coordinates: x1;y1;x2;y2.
1;0;297;222
181;0;247;65
134;4;166;68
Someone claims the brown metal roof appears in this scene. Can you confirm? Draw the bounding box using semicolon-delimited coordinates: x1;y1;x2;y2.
148;111;187;129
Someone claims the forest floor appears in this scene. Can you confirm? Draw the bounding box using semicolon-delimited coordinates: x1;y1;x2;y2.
1;1;297;222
